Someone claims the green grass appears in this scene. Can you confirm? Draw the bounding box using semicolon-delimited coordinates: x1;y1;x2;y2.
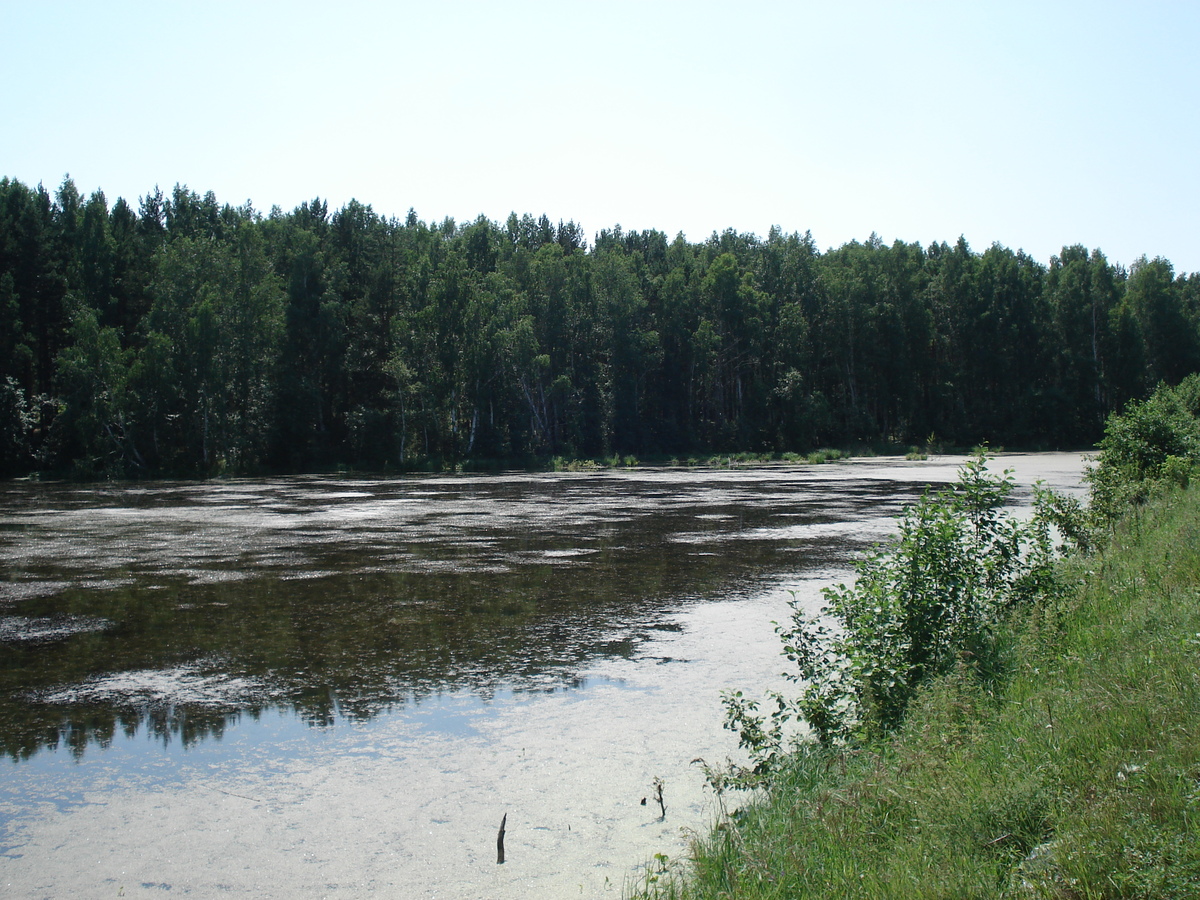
631;486;1200;899
805;448;847;464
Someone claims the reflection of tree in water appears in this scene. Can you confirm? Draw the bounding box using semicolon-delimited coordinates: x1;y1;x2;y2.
2;565;745;759
0;583;662;761
1;475;913;760
2;665;631;760
3;702;248;761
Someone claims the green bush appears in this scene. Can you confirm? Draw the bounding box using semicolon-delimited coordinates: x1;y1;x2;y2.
1086;375;1200;526
720;453;1064;781
805;448;845;464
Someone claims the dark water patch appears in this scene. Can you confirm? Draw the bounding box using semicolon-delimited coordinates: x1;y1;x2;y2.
0;465;953;760
0;581;75;604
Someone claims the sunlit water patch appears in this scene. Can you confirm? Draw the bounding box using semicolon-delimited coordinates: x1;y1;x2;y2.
0;615;111;642
33;660;284;710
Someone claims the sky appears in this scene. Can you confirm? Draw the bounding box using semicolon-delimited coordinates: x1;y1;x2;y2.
5;1;1199;273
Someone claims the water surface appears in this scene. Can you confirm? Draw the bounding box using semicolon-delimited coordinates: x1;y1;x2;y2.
0;454;1085;898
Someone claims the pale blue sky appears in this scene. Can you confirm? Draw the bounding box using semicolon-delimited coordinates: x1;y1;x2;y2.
5;1;1198;272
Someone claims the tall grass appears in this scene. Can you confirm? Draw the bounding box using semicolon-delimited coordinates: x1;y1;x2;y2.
631;486;1200;899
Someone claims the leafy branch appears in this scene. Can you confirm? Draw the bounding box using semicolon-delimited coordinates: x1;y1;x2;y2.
715;451;1071;788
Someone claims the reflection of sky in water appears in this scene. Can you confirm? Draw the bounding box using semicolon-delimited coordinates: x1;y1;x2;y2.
14;676;635;785
1;580;828;894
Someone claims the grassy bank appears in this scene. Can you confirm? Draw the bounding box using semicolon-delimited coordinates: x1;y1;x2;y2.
635;485;1200;898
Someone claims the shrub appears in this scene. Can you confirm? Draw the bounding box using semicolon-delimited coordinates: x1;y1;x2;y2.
719;452;1064;782
805;448;845;464
1086;375;1200;527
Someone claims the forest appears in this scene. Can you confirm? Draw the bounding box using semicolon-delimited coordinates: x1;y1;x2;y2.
2;175;1199;478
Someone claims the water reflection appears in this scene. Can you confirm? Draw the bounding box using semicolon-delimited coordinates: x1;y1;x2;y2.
1;466;945;760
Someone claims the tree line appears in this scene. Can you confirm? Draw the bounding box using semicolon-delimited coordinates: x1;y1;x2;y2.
2;175;1198;477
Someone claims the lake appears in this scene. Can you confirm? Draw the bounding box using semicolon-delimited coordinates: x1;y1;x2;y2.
0;453;1086;898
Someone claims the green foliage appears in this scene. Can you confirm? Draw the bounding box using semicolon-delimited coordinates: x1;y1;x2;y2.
145;230;285;471
551;456;601;471
719;453;1063;784
1085;374;1200;526
0;376;36;475
805;448;845;464
53;305;138;475
808;453;1060;740
3;175;1200;476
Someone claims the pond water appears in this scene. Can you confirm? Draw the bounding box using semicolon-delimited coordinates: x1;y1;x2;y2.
0;454;1086;898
